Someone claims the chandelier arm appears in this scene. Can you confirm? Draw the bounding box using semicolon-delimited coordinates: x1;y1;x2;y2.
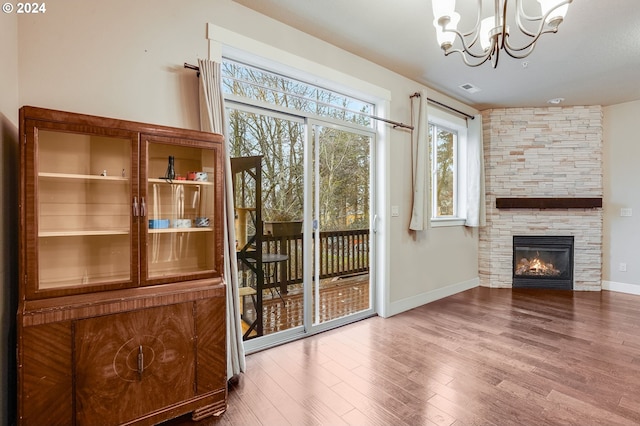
504;26;557;53
515;7;565;39
451;28;480;50
516;21;539;38
515;1;542;38
487;39;499;69
503;41;537;59
498;0;509;50
443;28;490;59
461;0;483;39
517;0;573;22
444;48;492;67
516;0;540;21
516;0;573;38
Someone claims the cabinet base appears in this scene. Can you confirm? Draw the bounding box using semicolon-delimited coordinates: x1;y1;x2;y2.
120;391;227;426
192;400;227;421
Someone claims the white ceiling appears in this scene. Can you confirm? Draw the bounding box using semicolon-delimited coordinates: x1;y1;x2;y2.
233;0;640;110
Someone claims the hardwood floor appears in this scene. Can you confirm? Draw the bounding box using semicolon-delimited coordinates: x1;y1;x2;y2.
170;287;640;425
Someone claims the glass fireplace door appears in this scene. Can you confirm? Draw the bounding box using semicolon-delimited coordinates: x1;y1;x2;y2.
513;235;574;289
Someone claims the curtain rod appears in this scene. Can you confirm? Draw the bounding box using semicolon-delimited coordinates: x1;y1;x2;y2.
411;92;475;120
185;64;473;123
184;62;414;130
184;62;200;76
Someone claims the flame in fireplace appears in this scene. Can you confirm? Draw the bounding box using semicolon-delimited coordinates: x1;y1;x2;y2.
515;252;561;277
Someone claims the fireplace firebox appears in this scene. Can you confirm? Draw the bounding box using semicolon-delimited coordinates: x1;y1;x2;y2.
513;236;574;290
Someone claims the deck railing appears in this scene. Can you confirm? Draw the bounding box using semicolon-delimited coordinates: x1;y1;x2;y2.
262;228;369;287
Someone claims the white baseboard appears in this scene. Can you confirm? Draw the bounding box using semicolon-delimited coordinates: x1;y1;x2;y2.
602;280;640;296
385;277;479;317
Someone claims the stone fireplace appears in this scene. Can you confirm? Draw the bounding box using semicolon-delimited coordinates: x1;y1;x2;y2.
479;106;603;290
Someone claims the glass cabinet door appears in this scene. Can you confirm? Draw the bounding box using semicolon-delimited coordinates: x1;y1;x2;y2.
143;139;217;283
32;126;136;295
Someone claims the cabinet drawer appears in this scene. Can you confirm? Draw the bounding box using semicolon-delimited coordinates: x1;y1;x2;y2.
74;303;195;426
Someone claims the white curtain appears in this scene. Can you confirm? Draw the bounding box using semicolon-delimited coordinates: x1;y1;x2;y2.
198;58;246;380
409;90;431;231
465;113;486;227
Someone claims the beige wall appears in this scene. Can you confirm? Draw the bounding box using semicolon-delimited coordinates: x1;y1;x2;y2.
1;7;20;426
603;100;640;291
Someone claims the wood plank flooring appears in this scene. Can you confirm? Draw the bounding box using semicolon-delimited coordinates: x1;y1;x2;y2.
168;287;640;425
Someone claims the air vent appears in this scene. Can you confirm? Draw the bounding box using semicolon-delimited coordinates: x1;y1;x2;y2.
459;83;481;94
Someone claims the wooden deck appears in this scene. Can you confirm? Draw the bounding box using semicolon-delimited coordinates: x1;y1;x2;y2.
242;274;370;336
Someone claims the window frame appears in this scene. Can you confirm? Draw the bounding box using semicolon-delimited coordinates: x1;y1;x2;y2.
428;108;468;227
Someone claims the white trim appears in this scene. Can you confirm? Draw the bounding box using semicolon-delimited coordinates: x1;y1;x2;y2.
602;280;640;296
431;218;466;227
376;99;391;318
225;94;374;135
206;23;391;103
384;277;479;318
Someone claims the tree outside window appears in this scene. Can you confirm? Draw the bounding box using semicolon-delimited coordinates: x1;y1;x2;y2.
429;123;457;218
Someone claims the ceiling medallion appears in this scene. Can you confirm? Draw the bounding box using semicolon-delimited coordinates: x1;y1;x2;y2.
432;0;572;68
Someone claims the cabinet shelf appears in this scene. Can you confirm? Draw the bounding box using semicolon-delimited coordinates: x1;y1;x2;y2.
39;172;129;182
148;227;213;234
39;274;129;290
39;229;130;237
148;178;214;186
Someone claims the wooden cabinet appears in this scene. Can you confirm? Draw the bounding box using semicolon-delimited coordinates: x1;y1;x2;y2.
17;106;227;425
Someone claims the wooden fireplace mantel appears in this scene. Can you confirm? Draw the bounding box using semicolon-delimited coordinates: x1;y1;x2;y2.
495;197;603;209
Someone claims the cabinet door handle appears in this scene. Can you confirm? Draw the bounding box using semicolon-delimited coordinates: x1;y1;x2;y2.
133;197;139;217
140;197;147;217
137;345;144;376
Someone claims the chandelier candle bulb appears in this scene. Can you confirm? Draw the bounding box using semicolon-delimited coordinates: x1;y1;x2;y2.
538;0;569;25
480;17;496;51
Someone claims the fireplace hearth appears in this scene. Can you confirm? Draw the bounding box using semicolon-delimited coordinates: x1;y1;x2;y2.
513;236;574;290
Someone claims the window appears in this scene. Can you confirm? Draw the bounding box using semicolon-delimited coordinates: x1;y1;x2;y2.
221;59;374;128
428;111;468;225
429;123;457;217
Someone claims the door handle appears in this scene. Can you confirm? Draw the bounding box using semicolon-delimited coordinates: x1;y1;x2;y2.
137;345;144;378
133;197;139;217
140;197;146;217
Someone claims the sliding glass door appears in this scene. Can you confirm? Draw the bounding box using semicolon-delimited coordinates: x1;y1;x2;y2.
308;123;374;331
228;103;375;351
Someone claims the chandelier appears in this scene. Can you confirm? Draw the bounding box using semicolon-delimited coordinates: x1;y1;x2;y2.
432;0;572;68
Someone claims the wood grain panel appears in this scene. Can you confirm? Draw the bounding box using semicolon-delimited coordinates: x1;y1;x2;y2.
19;322;73;426
195;295;226;394
74;304;195;426
21;279;224;326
